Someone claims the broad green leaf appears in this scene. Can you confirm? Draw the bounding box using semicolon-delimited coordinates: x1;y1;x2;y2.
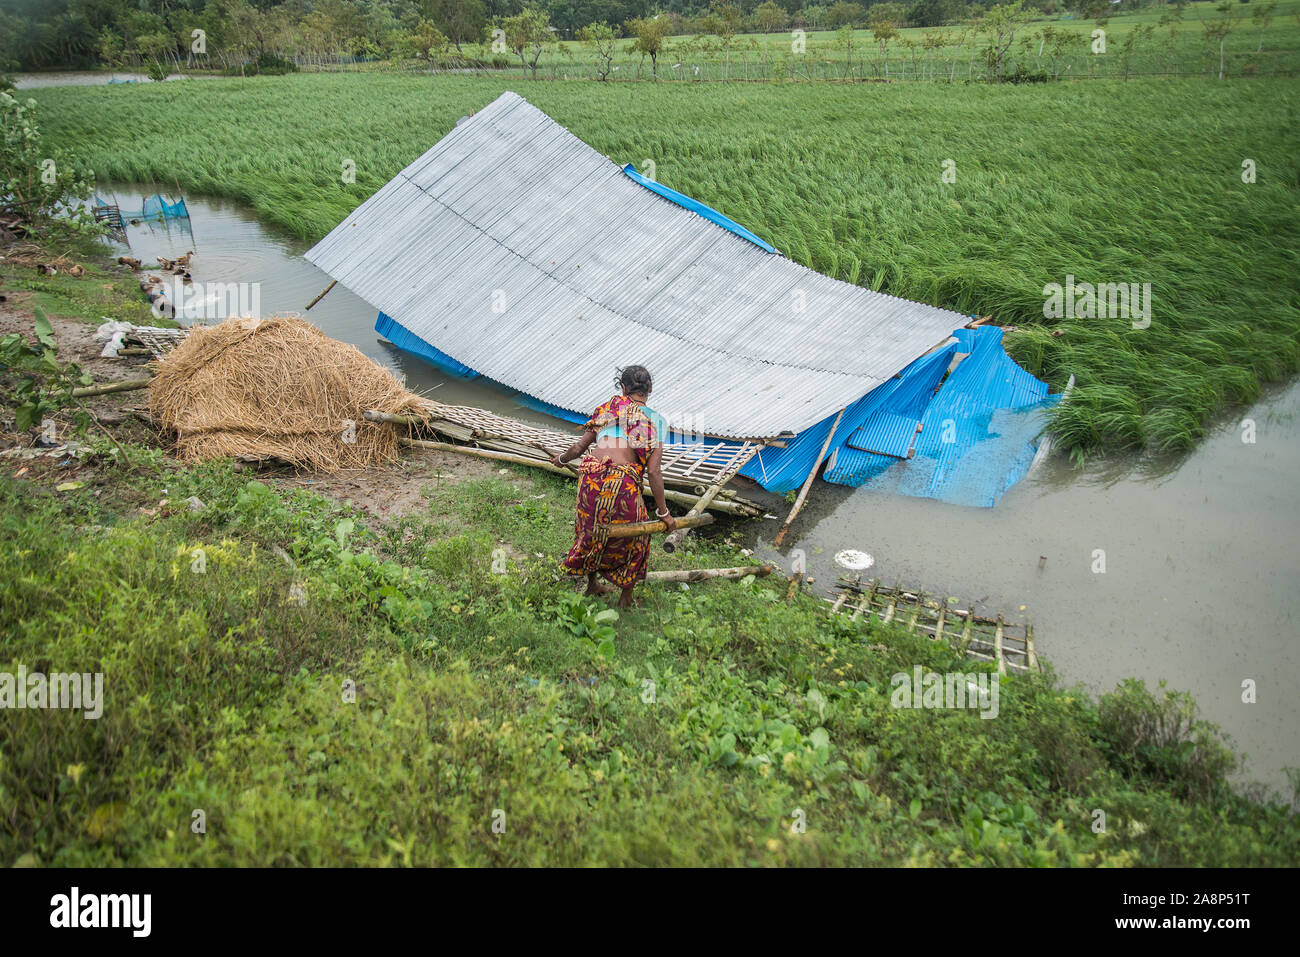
33;306;55;349
334;518;354;546
86;801;126;840
806;687;827;718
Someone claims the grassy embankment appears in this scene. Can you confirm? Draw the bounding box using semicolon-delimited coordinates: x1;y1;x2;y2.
2;408;1297;864
33;74;1300;457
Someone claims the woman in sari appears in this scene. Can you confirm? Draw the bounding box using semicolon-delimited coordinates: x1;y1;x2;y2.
553;365;676;608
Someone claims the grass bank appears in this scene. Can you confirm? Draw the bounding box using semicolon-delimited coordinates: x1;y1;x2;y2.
33;74;1300;458
1;429;1297;865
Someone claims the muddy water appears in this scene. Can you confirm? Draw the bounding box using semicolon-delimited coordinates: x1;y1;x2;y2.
109;188;1299;795
764;382;1300;795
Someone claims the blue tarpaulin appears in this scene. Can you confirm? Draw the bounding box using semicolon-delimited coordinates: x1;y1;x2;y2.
377;305;1057;506
823;326;1060;507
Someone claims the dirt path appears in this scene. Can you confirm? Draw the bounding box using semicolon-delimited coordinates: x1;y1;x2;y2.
271;449;503;521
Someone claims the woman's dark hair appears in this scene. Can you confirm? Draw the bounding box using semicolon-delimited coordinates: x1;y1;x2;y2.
618;365;653;396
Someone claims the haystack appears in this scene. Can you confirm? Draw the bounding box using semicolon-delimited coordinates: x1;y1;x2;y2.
149;315;428;472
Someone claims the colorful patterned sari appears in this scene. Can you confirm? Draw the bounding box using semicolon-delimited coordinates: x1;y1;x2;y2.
561;395;662;589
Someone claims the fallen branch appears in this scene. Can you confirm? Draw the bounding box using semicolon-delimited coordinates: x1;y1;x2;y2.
304;279;337;310
70;377;152;398
646;564;773;583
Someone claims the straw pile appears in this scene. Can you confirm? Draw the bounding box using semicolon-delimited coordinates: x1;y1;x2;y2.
149;314;428;471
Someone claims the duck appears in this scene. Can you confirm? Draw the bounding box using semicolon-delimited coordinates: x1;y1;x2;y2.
67;265;85;277
117;256;143;270
35;263;57;275
173;250;194;267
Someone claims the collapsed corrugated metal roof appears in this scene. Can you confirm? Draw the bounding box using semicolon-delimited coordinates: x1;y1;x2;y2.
305;91;966;439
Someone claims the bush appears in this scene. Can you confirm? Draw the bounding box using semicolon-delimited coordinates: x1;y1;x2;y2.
1096;679;1238;802
255;52;298;75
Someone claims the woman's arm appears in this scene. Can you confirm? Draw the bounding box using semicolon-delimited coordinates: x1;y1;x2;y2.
646;446;676;531
554;430;596;467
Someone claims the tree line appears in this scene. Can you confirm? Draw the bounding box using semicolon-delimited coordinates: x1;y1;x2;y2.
0;0;1208;72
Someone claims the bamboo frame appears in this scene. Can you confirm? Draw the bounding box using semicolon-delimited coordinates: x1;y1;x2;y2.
826;576;1037;674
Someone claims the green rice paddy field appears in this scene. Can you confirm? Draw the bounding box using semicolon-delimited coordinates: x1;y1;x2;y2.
34;73;1300;456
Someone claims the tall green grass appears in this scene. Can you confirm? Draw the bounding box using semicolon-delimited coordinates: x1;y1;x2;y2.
34;74;1300;456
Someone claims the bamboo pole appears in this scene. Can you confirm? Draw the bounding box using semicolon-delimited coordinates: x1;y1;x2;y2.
994;616;1006;675
645;564;772;583
398;438;750;514
364;410;427;426
402;437;573;476
663;478;725;553
71;377;152;398
774;407;845;547
304;279;337;310
606;513;713;539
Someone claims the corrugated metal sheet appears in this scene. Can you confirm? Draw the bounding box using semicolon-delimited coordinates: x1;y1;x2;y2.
849;412;919;458
305;91;966;440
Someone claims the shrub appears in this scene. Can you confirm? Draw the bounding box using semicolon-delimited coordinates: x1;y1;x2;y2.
1096;679;1238;802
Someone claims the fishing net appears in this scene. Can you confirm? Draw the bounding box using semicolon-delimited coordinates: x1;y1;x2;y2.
139;195;188;221
148;315;428;472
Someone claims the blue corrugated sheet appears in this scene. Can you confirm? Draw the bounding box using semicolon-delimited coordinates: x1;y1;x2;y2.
850;412;920;457
824;326;1060;507
622;164;778;254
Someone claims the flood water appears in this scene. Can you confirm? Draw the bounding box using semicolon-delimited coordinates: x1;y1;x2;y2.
107;189;1300;797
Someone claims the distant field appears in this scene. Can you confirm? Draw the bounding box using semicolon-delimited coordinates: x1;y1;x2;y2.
34;73;1300;456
